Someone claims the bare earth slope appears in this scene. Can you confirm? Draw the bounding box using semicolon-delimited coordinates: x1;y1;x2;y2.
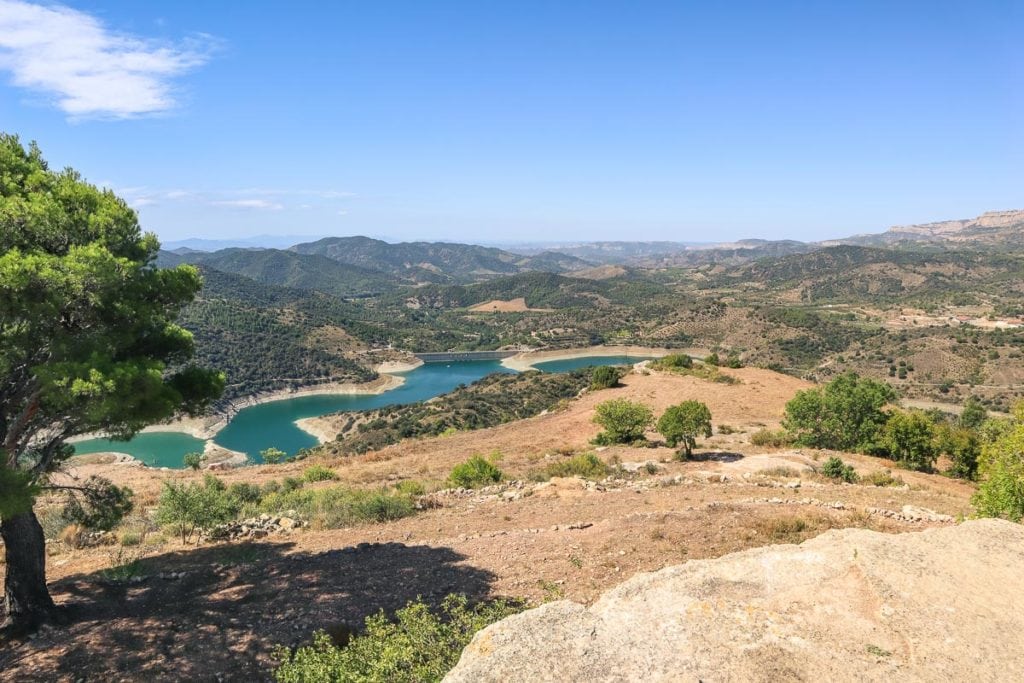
447;519;1024;683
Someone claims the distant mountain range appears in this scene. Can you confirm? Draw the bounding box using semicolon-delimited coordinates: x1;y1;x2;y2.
158;209;1024;286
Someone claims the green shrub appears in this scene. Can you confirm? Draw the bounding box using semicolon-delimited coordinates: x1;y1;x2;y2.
259;485;417;529
782;373;895;451
183;452;203;470
973;404;1024;521
545;453;609;479
449;455;503;489
302;465;339;483
820;457;858;483
274;594;523;683
355;493;416;522
282;476;304;492
590;365;621;390
394;480;427;496
659;353;693;369
750;429;793;448
880;411;937;472
592;398;653;444
156;475;240;544
119;531;142;547
260;447;287;464
228;482;264;504
862;469;904;487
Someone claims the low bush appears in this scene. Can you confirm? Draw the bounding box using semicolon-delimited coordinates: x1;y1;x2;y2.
589;365;621;390
259;485;417;529
302;464;339;483
229;482;264;504
394;480;427;496
820;456;858;483
862;469;904;487
449;455;503;488
750;429;793;448
545;452;609;480
274;594;523;683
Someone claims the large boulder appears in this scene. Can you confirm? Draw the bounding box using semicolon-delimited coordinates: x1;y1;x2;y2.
446;520;1024;682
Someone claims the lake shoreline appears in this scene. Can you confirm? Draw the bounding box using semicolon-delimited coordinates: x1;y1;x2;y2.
501;345;697;372
69;370;412;444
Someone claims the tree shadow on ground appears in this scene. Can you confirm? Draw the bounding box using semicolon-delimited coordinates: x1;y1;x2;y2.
1;540;498;682
690;450;744;463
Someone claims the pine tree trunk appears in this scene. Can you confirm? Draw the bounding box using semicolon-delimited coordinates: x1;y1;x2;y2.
1;510;56;634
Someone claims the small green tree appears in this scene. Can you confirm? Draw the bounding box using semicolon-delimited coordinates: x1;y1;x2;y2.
880;411;937;472
156;475;239;544
592;399;653;444
782;373;895;451
657;401;712;458
935;423;981;480
590;366;620;390
959;396;987;431
183;452;203;470
260;447;287;464
973;404;1024;521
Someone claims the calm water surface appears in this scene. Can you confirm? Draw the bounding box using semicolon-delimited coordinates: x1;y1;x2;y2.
72;355;650;467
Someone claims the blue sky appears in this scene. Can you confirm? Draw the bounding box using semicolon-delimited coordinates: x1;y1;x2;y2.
1;1;1020;244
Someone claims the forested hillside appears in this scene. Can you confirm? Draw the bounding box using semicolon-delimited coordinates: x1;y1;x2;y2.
290;235;591;283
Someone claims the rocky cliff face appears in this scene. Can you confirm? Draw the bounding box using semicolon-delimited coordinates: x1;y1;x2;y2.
832;209;1024;246
445;520;1024;682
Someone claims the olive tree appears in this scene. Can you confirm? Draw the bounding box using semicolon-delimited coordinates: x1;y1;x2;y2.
0;136;223;632
657;401;712;458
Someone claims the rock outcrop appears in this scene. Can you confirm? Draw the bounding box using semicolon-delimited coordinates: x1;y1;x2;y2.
445;520;1024;682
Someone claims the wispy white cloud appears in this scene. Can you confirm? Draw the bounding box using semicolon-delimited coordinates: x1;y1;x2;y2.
0;0;218;119
212;199;284;211
130;197;157;208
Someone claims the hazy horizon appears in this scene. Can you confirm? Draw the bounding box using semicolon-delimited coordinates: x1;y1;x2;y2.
2;1;1020;244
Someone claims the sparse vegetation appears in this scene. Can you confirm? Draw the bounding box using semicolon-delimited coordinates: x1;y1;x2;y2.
750;429;793;448
274;594;523;683
544;452;610;479
302;464;339;483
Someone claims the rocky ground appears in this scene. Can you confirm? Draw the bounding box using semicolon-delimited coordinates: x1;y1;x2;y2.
0;368;980;681
447;519;1024;682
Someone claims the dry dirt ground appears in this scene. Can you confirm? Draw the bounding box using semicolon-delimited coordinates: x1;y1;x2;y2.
466;298;553;313
1;369;978;682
